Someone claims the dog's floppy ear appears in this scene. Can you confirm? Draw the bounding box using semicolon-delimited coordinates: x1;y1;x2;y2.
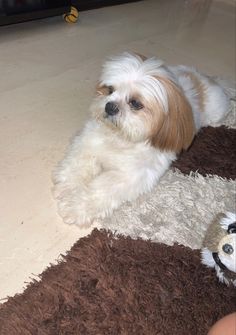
151;77;196;153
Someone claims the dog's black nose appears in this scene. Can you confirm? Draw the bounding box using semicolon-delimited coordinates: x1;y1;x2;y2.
105;102;119;116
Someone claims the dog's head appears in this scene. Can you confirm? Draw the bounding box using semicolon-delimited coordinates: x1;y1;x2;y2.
91;52;195;152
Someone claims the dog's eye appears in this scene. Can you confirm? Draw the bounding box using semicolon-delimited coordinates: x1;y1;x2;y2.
108;86;114;95
129;99;143;110
222;243;234;255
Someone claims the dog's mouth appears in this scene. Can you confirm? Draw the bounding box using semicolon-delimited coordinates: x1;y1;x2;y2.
103;113;119;128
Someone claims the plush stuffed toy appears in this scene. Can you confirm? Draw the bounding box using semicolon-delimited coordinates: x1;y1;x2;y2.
63;6;79;23
201;212;236;287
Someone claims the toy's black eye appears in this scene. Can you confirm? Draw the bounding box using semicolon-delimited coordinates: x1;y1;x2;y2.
222;243;234;255
227;222;236;234
129;99;143;110
108;86;114;95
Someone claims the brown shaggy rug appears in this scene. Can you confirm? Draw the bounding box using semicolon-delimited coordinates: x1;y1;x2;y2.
1;110;235;334
0;229;235;335
172;126;236;179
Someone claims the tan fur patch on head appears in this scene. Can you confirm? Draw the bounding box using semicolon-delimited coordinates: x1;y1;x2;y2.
183;72;206;112
202;213;227;252
150;77;196;153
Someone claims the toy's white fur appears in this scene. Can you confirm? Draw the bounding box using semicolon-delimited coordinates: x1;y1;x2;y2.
221;211;236;230
53;53;230;225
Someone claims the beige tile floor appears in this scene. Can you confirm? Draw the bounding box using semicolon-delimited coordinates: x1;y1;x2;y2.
0;0;235;300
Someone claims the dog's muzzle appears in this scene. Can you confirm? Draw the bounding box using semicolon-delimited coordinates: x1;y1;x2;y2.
105;102;119;116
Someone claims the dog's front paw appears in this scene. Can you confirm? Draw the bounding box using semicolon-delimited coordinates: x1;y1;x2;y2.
52;183;71;200
53;181;85;200
57;194;98;226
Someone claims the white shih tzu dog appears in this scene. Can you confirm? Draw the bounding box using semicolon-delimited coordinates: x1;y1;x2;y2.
52;52;230;226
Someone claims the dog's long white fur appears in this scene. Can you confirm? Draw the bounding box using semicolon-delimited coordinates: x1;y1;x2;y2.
53;53;230;225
